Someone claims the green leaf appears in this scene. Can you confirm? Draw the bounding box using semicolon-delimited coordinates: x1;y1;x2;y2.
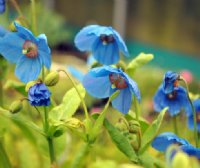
126;53;154;77
4;80;26;96
49;84;86;120
0;140;12;168
139;108;167;154
104;119;138;163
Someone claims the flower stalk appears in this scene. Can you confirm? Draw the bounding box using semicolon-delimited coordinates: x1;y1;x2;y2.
30;0;37;35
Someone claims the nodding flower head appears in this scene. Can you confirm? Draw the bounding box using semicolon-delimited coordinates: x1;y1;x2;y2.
74;25;129;65
163;71;179;94
82;66;140;114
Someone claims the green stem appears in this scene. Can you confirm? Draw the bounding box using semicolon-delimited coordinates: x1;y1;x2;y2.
133;97;140;122
47;137;56;166
180;77;198;147
58;70;89;120
173;115;178;135
31;0;37;35
0;80;3;107
71;143;90;168
10;0;23;16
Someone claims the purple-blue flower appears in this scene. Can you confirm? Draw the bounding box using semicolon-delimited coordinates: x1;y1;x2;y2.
82;66;140;114
154;85;189;116
163;71;179;94
151;132;191;152
74;25;129;65
0;0;5;14
180;145;200;159
0;23;51;83
186;99;200;132
28;83;51;106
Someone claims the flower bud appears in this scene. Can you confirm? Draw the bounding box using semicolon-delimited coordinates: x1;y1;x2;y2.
64;118;83;129
115;118;129;132
9;100;23;114
9;17;28;32
25;81;37;92
171;152;190;168
128;134;140;151
44;71;59;87
129;120;140;134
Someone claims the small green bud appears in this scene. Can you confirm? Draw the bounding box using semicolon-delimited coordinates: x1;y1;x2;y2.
171;152;190;168
44;71;59;87
129;120;140;134
9;100;23;114
115;118;129;132
64;118;83;129
129;134;140;151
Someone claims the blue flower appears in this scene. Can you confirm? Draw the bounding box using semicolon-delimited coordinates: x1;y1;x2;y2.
180;145;200;159
154;85;189;116
82;66;140;114
151;132;191;152
0;0;5;14
162;71;179;94
186;99;200;132
67;66;84;82
74;25;129;65
28;83;51;106
0;23;51;83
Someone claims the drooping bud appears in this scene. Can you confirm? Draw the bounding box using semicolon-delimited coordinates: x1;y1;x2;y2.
9;100;23;114
25;81;37;92
44;71;59;87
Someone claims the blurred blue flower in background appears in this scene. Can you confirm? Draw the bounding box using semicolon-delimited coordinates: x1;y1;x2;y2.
74;25;129;65
0;22;51;83
186;99;200;132
82;66;140;114
28;83;51;106
0;0;5;14
151;132;191;152
163;71;179;94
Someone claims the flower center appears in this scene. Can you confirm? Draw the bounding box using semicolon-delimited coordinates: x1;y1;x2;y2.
173;80;179;87
196;112;200;123
100;34;115;45
167;91;177;99
109;73;128;89
22;40;38;58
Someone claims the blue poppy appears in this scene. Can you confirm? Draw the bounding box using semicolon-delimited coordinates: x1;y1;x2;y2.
180;145;200;159
0;22;51;83
151;132;191;152
0;0;5;14
67;66;84;82
186;99;200;132
82;66;140;114
154;85;189;116
162;71;179;94
74;25;129;65
28;83;51;106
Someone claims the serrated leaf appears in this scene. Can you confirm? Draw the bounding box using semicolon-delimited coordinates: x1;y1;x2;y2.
126;53;154;77
50;84;86;120
4;80;26;96
104;119;138;163
139;108;167;154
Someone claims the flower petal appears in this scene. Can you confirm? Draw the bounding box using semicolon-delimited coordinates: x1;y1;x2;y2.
112;88;132;114
14;22;37;42
112;29;129;56
92;40;120;65
67;66;84;82
83;72;113;98
74;25;99;51
0;32;24;63
15;56;41;83
37;34;51;69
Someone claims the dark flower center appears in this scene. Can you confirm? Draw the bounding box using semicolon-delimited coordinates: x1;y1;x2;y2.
100;34;115;45
22;40;38;58
109;73;128;89
196;112;200;123
167;91;177;99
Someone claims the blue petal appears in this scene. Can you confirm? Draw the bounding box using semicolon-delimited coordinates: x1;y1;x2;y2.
14;22;37;42
0;32;24;63
180;145;200;159
74;25;99;51
90;26;114;36
92;39;120;65
87;55;96;67
0;0;5;14
151;132;190;152
67;66;84;82
83;72;114;98
37;34;51;69
15;56;41;83
88;66;120;77
0;26;7;37
112;29;129;56
112;88;132;114
123;73;141;102
185;99;200;116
